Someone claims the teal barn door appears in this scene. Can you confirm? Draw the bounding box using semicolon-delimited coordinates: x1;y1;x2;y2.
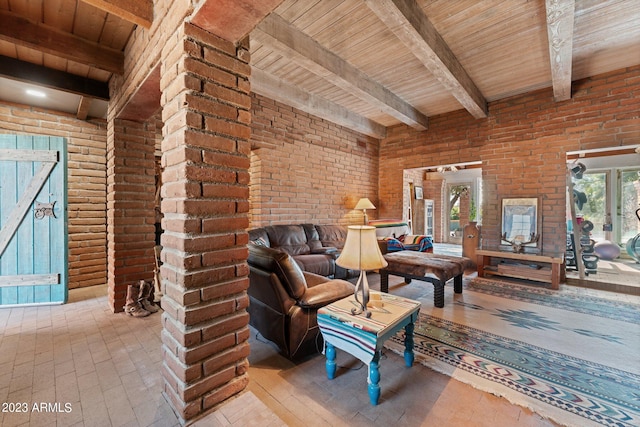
0;134;68;306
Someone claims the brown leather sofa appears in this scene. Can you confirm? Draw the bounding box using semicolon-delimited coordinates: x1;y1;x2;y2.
247;244;355;359
248;224;354;278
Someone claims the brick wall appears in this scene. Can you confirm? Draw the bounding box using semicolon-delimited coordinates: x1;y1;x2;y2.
106;118;158;312
249;93;380;227
380;65;640;253
0;103;107;289
403;169;423;231
157;22;252;423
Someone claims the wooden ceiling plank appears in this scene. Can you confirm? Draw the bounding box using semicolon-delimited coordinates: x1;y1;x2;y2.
252;68;387;139
254;12;429;130
0;54;110;99
545;0;575;101
365;0;487;119
0;9;124;74
43;0;76;32
79;0;153;29
76;96;92;120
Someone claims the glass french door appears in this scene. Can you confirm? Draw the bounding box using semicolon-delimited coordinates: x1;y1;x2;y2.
617;168;640;246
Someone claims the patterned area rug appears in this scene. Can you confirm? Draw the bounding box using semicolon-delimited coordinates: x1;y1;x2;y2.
385;277;640;427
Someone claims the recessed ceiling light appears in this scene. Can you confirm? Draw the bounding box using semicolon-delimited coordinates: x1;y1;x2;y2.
26;89;46;98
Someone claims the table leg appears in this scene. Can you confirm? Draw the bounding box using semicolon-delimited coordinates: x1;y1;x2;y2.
404;322;415;367
477;255;487;277
551;263;560;290
454;274;463;294
380;270;389;293
433;282;445;308
368;358;381;405
325;343;336;380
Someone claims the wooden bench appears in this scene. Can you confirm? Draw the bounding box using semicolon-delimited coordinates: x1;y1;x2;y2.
380;251;472;308
476;249;565;289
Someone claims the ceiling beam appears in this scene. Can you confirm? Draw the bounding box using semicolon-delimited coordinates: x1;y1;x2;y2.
0;9;124;74
80;0;153;29
76;97;92;120
365;0;487;119
254;13;429;130
545;0;575;101
0;55;109;100
252;68;387;139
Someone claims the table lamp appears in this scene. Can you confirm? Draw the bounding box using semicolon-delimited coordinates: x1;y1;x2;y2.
336;225;388;318
354;198;376;224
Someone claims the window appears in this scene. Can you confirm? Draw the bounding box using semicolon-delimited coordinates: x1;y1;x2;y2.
618;169;640;245
573;172;608;241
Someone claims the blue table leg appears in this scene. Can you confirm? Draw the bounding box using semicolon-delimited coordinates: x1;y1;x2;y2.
404;322;415;367
368;357;381;405
325;343;336;380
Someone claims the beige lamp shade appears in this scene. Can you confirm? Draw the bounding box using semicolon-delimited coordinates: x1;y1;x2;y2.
354;198;376;210
336;225;388;271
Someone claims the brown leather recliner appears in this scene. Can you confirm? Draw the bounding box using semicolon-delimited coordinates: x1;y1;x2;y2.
247;244;355;359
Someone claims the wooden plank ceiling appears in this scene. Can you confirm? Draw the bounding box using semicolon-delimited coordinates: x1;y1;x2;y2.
0;0;639;131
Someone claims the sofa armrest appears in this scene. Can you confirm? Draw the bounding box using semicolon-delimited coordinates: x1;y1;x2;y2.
297;279;354;309
377;239;388;254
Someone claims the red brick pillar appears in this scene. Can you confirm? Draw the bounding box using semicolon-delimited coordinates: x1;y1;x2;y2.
159;23;251;423
106;118;157;312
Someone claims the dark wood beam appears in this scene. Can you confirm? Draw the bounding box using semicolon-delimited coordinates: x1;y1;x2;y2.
80;0;153;29
0;55;110;100
0;9;124;74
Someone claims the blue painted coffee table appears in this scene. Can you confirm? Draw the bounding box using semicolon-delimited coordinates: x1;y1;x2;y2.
317;292;421;405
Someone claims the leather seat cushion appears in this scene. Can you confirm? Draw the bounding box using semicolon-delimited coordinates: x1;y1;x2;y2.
293;254;335;277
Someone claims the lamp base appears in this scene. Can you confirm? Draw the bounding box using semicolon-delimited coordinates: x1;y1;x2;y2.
351;270;371;318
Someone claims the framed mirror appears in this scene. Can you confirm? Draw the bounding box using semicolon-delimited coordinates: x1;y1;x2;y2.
501;197;540;251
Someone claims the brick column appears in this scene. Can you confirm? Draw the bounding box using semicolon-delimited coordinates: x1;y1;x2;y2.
159;23;251;423
106;119;157;312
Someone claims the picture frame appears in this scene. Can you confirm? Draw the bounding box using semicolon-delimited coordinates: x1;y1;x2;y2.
501;197;540;251
414;186;423;200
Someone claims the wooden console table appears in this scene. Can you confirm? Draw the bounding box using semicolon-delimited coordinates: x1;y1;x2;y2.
476;249;565;289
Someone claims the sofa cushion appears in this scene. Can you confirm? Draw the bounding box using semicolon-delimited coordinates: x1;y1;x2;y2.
248;245;306;299
315;224;348;250
248;228;270;247
302;223;323;251
265;225;311;255
293;254;335;277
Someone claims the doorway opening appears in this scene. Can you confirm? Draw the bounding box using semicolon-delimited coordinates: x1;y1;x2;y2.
566;147;640;294
403;162;482;257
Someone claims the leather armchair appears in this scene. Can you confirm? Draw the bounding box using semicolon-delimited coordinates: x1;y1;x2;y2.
247;244;355;359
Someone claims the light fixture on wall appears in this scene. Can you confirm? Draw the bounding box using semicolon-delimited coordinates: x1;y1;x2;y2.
354;197;376;224
336;226;388;318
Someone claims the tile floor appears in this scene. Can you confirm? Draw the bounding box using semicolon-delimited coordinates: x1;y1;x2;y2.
1;270;636;426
